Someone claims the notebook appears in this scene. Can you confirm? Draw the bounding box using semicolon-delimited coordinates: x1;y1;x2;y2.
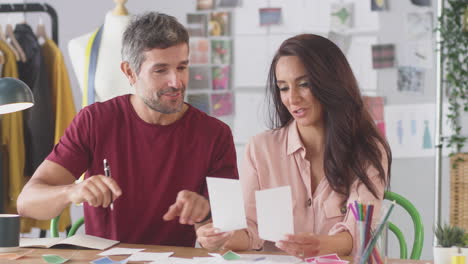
20;234;119;250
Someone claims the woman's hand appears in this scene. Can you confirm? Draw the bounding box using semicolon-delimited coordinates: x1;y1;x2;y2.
196;223;234;251
275;233;320;259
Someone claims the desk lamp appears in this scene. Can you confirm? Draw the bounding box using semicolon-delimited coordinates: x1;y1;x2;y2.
0;77;34;114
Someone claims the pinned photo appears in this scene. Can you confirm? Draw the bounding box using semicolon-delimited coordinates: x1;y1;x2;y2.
209;12;231;36
371;0;388;11
187;14;208;37
217;0;241;8
397;66;425;94
212;92;234;116
372;44;395;69
189;66;211;90
190;39;210;64
259;8;282;26
197;0;214;10
188;94;211;114
212;66;230;90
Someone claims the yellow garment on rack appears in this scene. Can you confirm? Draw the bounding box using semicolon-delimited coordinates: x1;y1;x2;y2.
0;40;29;231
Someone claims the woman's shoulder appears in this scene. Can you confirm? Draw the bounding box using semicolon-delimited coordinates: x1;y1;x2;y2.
248;127;288;149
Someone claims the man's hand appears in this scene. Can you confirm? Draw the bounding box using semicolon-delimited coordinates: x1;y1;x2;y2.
196;223;234;251
163;190;210;225
275;233;320;259
67;175;122;208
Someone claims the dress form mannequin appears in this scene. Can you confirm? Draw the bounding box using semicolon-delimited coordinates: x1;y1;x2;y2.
68;0;131;105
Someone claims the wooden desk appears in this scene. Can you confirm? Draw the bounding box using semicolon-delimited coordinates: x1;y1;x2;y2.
4;244;432;264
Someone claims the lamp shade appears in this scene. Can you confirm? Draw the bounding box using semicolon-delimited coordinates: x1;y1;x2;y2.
0;77;34;114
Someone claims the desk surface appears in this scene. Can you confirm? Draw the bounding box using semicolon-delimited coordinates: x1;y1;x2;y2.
3;244;431;264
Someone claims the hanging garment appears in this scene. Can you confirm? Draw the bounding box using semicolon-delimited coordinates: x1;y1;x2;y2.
0;40;26;221
18;38;77;232
41;38;76;143
14;24;54;177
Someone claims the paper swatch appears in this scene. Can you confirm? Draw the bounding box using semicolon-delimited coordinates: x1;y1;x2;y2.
207;177;247;232
42;254;70;264
255;186;293;242
98;247;145;256
91;256;128;264
127;252;174;261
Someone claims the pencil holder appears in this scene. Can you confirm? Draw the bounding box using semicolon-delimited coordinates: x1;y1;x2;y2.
353;220;387;264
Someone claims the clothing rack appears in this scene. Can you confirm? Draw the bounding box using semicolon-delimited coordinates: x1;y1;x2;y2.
0;3;58;44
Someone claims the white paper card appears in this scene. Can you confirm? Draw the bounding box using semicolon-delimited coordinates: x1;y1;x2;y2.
127;252;174;261
255;186;293;242
98;247;145;256
207;177;247;232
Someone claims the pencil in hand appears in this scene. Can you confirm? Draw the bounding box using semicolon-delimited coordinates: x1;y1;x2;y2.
103;159;114;210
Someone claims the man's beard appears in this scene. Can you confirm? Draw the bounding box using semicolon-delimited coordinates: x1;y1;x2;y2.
141;87;185;114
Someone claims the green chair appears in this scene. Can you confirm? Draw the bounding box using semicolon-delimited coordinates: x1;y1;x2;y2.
50;215;85;238
384;191;424;260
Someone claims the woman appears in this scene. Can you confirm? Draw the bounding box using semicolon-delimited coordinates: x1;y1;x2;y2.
196;34;392;258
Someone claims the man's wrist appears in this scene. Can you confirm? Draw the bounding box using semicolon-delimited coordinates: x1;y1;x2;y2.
196;211;212;224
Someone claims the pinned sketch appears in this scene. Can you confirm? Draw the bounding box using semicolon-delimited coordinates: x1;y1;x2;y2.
371;0;388;11
330;2;354;31
328;32;351;54
212;66;230;90
187;14;208;37
397;66;424;94
197;0;214;10
211;92;234;116
259;8;282;26
400;41;434;69
209;12;231;36
410;0;431;7
187;94;210;114
371;44;395;69
407;12;433;41
384;104;452;158
363;96;385;136
190;39;210;64
217;0;241;8
211;39;231;64
189;66;211;90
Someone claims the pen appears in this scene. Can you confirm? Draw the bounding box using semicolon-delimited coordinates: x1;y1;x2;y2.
103;159;114;210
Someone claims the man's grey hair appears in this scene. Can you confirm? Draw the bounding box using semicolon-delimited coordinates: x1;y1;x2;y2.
121;12;189;74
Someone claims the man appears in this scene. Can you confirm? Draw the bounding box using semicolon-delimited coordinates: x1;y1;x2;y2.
17;12;238;247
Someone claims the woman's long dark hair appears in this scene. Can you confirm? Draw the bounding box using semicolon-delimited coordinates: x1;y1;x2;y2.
267;34;392;199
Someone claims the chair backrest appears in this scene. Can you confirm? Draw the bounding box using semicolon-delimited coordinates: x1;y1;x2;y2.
50;215;85;238
384;191;424;260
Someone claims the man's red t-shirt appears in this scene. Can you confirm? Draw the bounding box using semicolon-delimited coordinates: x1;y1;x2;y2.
47;95;238;246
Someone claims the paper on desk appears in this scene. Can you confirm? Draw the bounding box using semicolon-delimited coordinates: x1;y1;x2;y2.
98;247;145;256
127;252;174;261
149;257;194;264
91;256;129;264
255;186;294;242
206;177;247;232
239;254;302;263
20;234;118;250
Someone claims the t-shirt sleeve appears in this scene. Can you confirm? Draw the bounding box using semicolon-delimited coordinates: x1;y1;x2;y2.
205;124;239;189
328;152;389;255
239;136;264;250
46;108;92;178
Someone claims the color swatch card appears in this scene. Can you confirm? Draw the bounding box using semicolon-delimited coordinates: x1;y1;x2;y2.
255;186;293;242
206;177;247;232
98;248;145;256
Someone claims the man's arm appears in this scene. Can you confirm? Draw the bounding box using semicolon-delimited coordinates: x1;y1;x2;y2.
17;160;122;220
